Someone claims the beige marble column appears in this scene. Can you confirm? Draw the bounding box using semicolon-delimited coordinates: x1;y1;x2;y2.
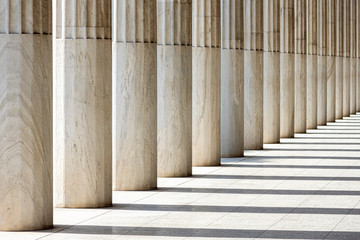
335;0;343;119
343;0;351;117
54;0;112;208
326;0;336;122
294;0;307;132
193;0;221;164
0;1;52;231
280;0;294;138
158;0;192;176
112;1;157;190
306;0;318;129
350;0;357;114
263;0;280;143
221;0;244;157
317;0;327;126
357;0;360;112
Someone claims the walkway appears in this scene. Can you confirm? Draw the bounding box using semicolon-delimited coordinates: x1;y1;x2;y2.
2;114;360;240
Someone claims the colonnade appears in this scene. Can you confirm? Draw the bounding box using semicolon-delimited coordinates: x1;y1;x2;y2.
1;0;360;231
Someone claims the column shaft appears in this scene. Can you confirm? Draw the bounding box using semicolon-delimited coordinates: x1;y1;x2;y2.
157;0;192;176
193;0;221;164
350;0;357;114
54;0;112;207
335;0;343;119
221;0;244;157
263;0;280;143
0;1;53;230
280;0;295;137
112;1;157;190
357;0;360;112
294;0;307;132
326;0;336;122
343;0;351;117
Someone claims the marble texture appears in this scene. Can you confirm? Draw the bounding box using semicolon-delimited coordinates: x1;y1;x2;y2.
192;0;221;165
0;1;52;231
357;1;360;112
0;34;52;231
112;0;157;191
263;0;280;144
294;0;307;133
343;0;351;117
335;0;343;119
349;0;357;115
244;0;263;150
157;0;192;177
221;0;244;158
280;0;294;138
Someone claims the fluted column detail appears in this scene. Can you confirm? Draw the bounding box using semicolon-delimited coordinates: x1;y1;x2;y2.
335;0;343;119
280;0;294;137
294;0;307;132
157;0;192;176
221;0;244;157
0;1;52;230
263;0;280;143
193;0;221;164
306;0;318;129
357;0;360;112
54;0;112;208
317;0;327;126
350;0;357;114
326;0;336;122
343;0;351;117
112;1;157;190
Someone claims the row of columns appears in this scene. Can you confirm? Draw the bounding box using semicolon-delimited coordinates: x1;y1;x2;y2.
1;0;360;231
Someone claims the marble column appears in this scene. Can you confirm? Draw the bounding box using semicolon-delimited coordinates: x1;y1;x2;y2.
343;0;351;117
280;0;294;138
350;0;357;114
335;0;343;119
263;0;280;143
112;1;157;190
157;0;192;176
294;0;307;133
317;0;327;126
326;0;336;122
357;0;360;112
0;1;52;231
193;0;221;164
306;0;318;129
221;0;244;157
54;0;112;208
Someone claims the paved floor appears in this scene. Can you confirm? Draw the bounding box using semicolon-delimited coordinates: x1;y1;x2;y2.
2;113;360;240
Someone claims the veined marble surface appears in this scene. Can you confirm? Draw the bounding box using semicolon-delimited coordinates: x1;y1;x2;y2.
306;55;318;129
294;54;307;133
327;56;336;122
335;57;344;119
54;39;112;208
317;55;327;126
350;58;357;114
0;34;52;231
280;53;294;138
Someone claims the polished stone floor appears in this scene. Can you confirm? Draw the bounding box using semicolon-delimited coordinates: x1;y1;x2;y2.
2;113;360;240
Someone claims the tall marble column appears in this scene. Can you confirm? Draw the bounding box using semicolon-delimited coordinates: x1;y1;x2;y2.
294;0;307;132
357;0;360;112
221;0;244;157
335;0;343;119
306;0;318;129
54;0;112;207
317;0;327;126
193;0;221;164
343;0;351;117
244;0;263;149
280;0;294;138
158;0;192;176
0;1;52;231
112;1;157;190
326;0;336;122
263;0;280;143
350;0;357;114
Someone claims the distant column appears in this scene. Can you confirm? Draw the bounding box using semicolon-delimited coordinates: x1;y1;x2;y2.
294;0;307;132
157;0;192;176
317;0;327;126
112;1;157;190
221;0;244;157
0;1;52;231
280;0;295;137
263;0;281;143
327;0;336;122
343;0;351;117
193;0;221;165
335;0;343;119
54;0;112;208
350;0;357;114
